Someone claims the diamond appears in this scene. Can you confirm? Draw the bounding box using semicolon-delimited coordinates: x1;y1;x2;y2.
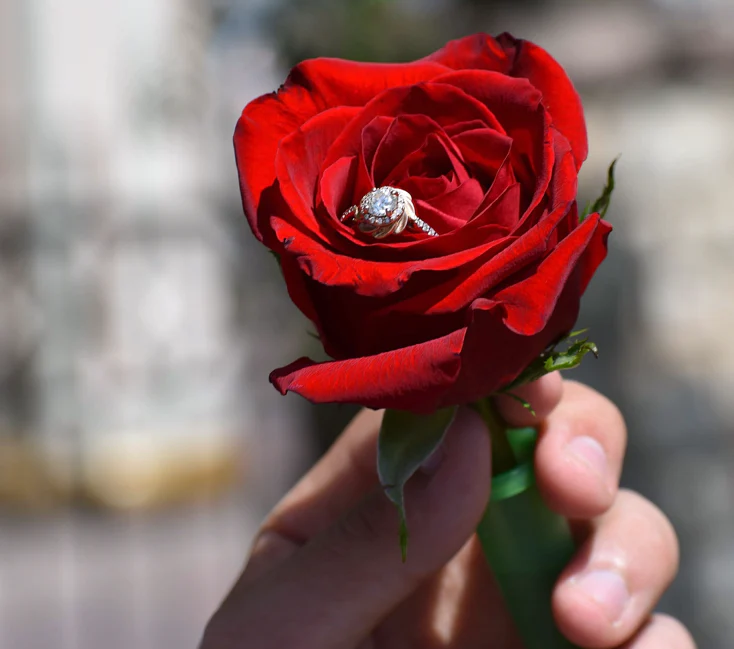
365;187;398;217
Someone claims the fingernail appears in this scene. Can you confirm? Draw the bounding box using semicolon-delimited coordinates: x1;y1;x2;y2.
565;436;608;482
573;570;629;624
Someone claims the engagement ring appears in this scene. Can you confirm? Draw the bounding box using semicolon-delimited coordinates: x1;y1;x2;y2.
341;187;438;239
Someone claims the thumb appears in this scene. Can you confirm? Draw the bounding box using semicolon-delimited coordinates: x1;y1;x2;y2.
204;407;491;649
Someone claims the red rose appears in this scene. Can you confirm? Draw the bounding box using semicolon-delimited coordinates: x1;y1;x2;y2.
234;32;612;413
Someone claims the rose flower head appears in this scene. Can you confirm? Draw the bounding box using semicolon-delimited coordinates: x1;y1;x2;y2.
234;32;612;413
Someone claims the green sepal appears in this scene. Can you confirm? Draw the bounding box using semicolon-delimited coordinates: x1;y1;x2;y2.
499;330;599;394
543;338;599;372
581;157;618;222
377;407;457;561
502;392;537;417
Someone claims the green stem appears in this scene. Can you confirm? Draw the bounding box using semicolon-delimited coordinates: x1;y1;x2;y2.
475;397;516;474
473;405;581;649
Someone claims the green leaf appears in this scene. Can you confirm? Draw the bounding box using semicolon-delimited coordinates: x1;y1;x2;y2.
377;407;457;561
499;329;599;393
580;157;619;222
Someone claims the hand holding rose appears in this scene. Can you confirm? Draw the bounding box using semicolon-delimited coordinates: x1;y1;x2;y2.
201;377;694;649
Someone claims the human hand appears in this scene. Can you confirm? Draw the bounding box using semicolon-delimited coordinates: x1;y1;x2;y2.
201;376;695;648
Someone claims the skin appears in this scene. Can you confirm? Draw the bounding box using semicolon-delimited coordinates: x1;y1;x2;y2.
201;375;696;649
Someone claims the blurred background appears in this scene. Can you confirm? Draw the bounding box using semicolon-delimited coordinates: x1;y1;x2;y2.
1;0;733;647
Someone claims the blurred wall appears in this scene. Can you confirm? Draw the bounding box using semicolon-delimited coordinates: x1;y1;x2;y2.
0;1;310;647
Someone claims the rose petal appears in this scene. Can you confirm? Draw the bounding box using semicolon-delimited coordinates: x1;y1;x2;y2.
420;178;485;226
470;180;521;230
470;151;516;221
234;58;450;244
443;280;583;406
274;106;360;241
372;113;450;185
413;201;467;232
303;277;465;359
286;57;452;108
270;273;589;413
425;33;587;168
444;119;494;138
513;127;575;235
321;81;505;182
497;33;588;168
271;211;514;298
270;328;466;413
432;70;552;217
390;185;568;315
279;254;329;349
318;155;359;223
272;217;403;296
400;175;453;202
424;33;509;72
360;115;393;185
577;216;613;294
386;131;468;190
451;127;512;186
234;95;321;248
496;212;602;335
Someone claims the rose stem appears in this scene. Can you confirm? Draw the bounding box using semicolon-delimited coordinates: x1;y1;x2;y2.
475;397;517;475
